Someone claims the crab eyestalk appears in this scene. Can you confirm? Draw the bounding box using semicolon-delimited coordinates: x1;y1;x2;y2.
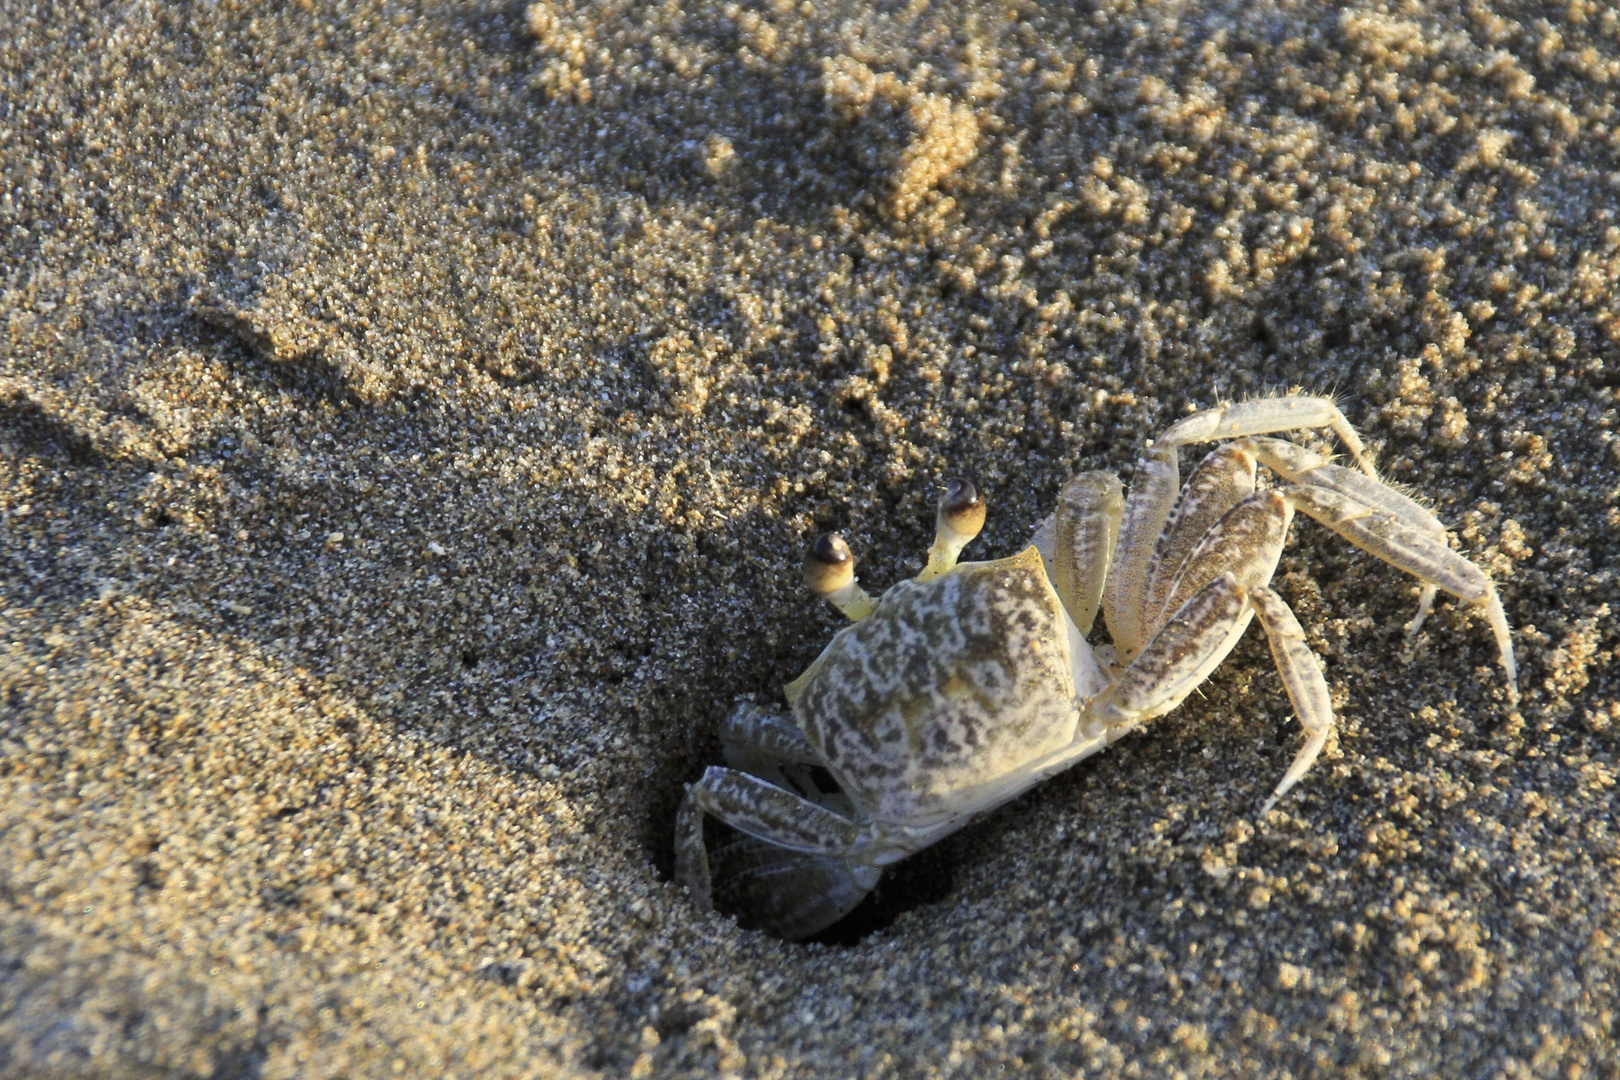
916;478;986;583
805;531;877;622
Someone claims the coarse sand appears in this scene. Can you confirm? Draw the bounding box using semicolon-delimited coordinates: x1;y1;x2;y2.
3;0;1618;1076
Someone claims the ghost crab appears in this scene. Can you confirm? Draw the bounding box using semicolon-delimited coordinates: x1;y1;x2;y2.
676;394;1518;940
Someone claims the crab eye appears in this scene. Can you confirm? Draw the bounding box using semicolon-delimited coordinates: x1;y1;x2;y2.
939;478;986;540
805;531;856;597
809;530;852;566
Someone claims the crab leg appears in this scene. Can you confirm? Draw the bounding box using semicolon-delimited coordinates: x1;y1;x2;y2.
719;700;827;794
1248;586;1336;813
1034;471;1124;637
1142;445;1258;631
1240;436;1457;639
1283;485;1517;701
1405;585;1440;640
676;766;873;909
721;701;856;814
1154;490;1292;635
1156;394;1377;477
1103;446;1180;661
1227;437;1515;697
1084;572;1254;738
1241;437;1446;541
697;834;879;942
721;701;821;765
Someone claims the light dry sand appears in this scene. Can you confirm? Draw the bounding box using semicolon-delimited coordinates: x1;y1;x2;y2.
2;1;1618;1076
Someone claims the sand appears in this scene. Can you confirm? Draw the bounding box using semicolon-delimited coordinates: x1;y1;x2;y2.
2;0;1617;1076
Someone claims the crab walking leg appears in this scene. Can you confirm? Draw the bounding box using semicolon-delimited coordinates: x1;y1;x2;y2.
1242;436;1446;540
1154;490;1292;636
1083;573;1254;739
700;835;879;942
1142;445;1258;628
1404;585;1440;640
1159;495;1296;654
1284;486;1518;701
1240;436;1455;639
1248;586;1336;813
676;765;871;914
1157;395;1378;478
1103;446;1179;662
720;700;825;788
721;702;855;814
1039;472;1124;637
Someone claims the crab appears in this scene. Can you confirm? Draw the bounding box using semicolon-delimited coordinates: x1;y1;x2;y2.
675;394;1518;940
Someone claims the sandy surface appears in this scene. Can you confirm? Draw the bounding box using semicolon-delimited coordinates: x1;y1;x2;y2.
3;0;1618;1076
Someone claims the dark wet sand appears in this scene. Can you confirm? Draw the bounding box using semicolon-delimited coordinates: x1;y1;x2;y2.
3;1;1617;1076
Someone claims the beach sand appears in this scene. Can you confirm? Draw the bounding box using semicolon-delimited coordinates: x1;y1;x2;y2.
2;1;1617;1075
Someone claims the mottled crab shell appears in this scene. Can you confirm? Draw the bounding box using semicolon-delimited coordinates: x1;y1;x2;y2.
783;546;1079;826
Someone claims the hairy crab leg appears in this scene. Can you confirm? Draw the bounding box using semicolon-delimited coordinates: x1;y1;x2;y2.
1030;471;1124;637
1142;445;1258;630
1156;394;1378;478
1240;437;1446;540
1083;573;1254;739
1027;472;1122;702
686;714;877;940
1405;585;1440;640
720;700;828;796
1192;436;1514;697
676;766;874;914
1103;445;1180;661
1282;485;1518;702
916;479;987;583
1248;586;1337;813
723;703;855;815
1113;394;1371;658
1153;490;1292;637
1239;435;1457;640
701;835;879;942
